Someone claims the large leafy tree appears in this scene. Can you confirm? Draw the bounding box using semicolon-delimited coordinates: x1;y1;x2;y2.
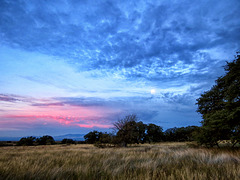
17;136;36;146
36;135;55;145
135;121;147;144
146;124;164;143
84;131;102;144
196;53;240;147
113;114;146;146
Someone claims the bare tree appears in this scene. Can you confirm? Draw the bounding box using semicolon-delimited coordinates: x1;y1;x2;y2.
113;114;139;147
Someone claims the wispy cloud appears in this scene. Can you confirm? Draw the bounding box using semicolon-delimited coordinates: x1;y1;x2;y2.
0;94;20;102
3;114;112;129
31;102;64;107
1;0;239;78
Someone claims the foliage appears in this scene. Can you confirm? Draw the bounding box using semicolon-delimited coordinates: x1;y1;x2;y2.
87;114;199;147
61;138;76;144
98;132;112;144
164;126;197;142
17;136;36;146
84;131;102;144
146;123;164;142
135;121;147;143
164;127;178;141
36;135;55;145
113;114;143;146
196;53;240;147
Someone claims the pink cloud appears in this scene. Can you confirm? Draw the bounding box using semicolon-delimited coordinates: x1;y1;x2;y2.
76;124;112;128
0;95;121;131
2;111;114;129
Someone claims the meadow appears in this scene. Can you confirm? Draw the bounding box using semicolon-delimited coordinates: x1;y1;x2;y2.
0;143;240;180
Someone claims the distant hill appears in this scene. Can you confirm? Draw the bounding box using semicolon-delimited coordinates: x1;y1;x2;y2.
0;137;22;141
53;134;85;141
0;134;85;141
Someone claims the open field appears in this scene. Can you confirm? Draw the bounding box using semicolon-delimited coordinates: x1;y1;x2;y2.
0;143;240;180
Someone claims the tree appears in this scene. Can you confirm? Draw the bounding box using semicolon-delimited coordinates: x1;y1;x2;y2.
36;135;55;145
136;121;147;144
17;136;36;146
113;114;140;147
164;128;178;141
84;131;102;144
196;53;240;147
146;124;164;143
174;126;199;142
98;132;112;144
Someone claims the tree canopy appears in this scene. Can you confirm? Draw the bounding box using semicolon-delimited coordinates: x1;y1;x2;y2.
36;135;55;145
113;114;140;147
196;53;240;147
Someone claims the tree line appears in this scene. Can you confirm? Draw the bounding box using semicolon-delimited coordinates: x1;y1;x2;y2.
16;135;76;146
16;122;198;147
84;114;198;147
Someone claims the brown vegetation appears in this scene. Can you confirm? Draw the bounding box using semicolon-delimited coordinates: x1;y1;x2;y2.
0;143;240;179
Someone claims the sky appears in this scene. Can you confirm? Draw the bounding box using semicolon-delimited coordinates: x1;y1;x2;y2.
0;0;240;137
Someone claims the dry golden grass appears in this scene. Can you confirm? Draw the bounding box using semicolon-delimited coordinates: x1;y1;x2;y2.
0;142;240;180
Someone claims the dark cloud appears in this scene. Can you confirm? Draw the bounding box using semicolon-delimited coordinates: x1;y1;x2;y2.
31;102;64;107
55;96;147;108
55;97;107;107
0;94;27;102
1;0;239;82
0;94;19;102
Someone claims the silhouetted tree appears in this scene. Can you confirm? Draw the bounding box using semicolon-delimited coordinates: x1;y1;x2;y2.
99;132;112;144
164;127;178;141
36;135;55;145
17;136;36;146
61;138;76;144
146;124;164;142
136;121;147;144
84;131;102;144
113;114;139;147
164;126;200;142
196;53;240;147
175;126;198;142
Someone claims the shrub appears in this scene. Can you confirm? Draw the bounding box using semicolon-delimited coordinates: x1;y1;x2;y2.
17;136;36;146
61;138;76;144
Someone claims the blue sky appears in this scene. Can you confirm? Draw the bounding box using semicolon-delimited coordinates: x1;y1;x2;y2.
0;0;240;137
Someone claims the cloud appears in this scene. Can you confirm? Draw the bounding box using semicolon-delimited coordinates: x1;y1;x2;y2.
0;94;20;102
55;97;109;107
0;92;200;129
1;0;239;98
1;111;114;129
0;0;239;81
0;94;31;103
31;102;64;107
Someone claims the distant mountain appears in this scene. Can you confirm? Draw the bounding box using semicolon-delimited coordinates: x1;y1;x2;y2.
53;134;85;141
0;137;22;141
0;134;85;141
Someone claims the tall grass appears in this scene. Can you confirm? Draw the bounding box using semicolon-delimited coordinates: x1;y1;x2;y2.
0;143;240;179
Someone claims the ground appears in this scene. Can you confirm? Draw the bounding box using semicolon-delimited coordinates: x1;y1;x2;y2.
0;142;240;180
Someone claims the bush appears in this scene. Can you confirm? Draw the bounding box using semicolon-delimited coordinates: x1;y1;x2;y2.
17;136;36;146
61;138;76;144
36;135;55;145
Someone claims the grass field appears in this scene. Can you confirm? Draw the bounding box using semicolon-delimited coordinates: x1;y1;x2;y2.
0;142;240;180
